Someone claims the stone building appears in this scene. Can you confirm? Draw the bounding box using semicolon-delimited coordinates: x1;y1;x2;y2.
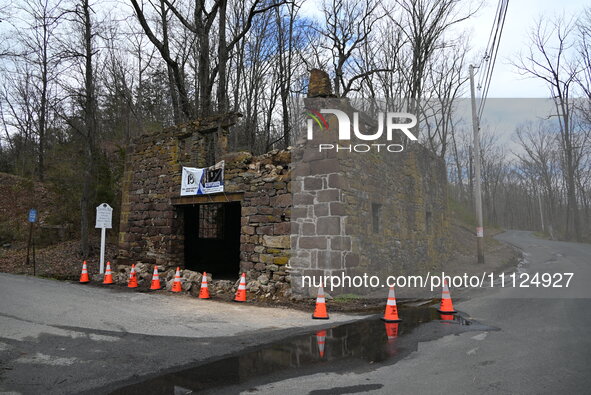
117;70;449;297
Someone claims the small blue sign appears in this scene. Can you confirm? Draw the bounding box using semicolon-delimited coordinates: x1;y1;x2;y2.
28;209;37;223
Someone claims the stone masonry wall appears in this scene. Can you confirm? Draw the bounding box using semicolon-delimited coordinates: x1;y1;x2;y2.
117;116;293;295
223;150;292;295
289;97;449;297
118;104;448;298
117;118;222;269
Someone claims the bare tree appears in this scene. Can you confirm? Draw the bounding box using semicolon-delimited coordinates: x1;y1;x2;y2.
56;0;100;256
515;15;583;240
314;0;387;97
391;0;478;119
1;0;64;180
274;1;301;148
130;0;193;120
421;35;470;157
515;121;562;237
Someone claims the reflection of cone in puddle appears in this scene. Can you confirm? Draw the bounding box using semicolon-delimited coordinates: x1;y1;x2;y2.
384;322;399;341
316;330;327;358
440;313;455;321
384;322;399;356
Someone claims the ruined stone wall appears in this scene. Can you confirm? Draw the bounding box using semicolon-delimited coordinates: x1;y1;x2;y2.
223;150;292;294
117;123;205;268
289;97;449;296
117;117;293;294
340;143;449;279
118;107;448;298
290;128;354;293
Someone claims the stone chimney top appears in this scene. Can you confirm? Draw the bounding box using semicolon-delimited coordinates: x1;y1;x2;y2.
307;69;335;98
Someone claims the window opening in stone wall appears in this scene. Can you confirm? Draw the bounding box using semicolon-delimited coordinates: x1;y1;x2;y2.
372;203;381;233
426;211;432;233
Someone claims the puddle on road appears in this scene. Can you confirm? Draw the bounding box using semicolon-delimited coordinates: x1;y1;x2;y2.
109;307;492;394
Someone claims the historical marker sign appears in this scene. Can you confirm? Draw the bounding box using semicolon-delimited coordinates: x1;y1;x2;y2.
95;203;113;229
96;203;113;273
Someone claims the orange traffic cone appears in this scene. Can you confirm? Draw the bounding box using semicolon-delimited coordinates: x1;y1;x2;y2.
438;280;457;314
234;273;247;302
149;266;161;290
312;285;329;319
127;264;138;288
316;330;327;358
79;261;90;283
171;267;182;292
102;261;114;285
381;286;402;322
199;272;211;299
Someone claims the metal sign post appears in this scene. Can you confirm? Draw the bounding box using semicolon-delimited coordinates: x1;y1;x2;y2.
26;209;37;272
95;203;113;274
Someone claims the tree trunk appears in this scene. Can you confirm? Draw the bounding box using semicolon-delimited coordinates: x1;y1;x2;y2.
196;16;211;116
217;0;227;113
80;0;95;258
160;2;180;124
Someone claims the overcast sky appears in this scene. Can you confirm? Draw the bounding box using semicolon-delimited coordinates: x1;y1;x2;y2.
301;0;588;99
467;0;587;98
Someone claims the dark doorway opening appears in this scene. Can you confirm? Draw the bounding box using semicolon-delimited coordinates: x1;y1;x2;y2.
184;202;241;279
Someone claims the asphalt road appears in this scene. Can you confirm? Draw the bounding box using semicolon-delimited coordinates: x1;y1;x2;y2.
233;230;591;394
0;274;359;394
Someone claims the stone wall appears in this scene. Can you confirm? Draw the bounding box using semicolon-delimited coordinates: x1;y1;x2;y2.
118;100;449;298
117;117;229;268
117;115;293;295
289;97;449;297
340;139;449;278
223;150;292;295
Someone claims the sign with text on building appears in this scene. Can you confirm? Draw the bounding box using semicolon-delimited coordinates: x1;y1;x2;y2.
95;203;113;229
180;161;225;196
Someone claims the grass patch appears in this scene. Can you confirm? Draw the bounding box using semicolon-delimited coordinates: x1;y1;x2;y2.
334;293;362;302
448;197;476;228
532;231;551;240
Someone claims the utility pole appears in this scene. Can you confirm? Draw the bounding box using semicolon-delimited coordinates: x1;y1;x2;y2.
537;186;545;233
469;65;484;264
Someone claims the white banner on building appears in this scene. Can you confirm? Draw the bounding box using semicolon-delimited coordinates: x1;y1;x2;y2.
180;161;225;196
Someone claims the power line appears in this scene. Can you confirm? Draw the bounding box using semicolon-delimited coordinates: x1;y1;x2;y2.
477;0;509;119
477;0;506;91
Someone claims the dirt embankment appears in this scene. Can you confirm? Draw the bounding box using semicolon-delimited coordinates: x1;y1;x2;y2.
0;238;118;280
444;220;519;277
0;172;60;246
0;172;86;278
